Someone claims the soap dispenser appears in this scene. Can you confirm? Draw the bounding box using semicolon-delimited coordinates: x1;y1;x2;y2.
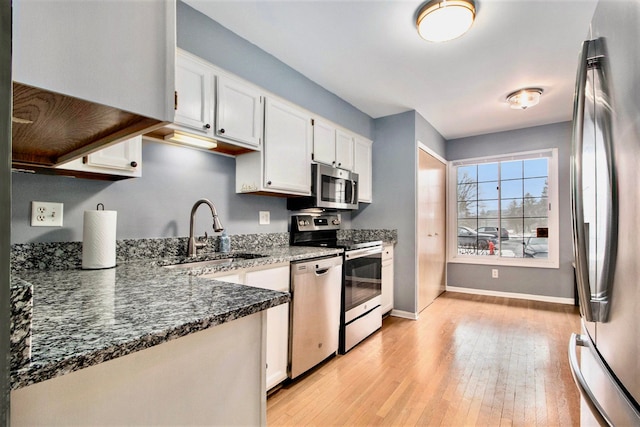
219;230;230;253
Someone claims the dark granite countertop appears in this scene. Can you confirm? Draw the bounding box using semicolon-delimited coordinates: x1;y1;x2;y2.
10;246;342;390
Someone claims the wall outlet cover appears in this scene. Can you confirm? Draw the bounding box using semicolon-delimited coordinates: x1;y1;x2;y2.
259;211;270;225
31;201;64;227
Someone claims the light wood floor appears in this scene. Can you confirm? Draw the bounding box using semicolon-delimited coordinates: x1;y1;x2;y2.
267;292;581;426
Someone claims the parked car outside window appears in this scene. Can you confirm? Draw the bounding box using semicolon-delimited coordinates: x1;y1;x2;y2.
523;237;549;258
476;226;509;241
457;226;497;250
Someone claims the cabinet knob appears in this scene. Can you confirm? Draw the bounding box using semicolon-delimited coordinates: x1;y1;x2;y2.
267;181;272;186
130;161;138;168
219;128;225;134
204;123;211;129
338;162;342;167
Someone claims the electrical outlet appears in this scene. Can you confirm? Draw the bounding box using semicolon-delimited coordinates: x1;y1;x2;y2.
31;201;63;227
259;211;270;225
492;269;499;279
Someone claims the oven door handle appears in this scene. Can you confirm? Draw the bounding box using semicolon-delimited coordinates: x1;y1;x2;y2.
345;246;382;260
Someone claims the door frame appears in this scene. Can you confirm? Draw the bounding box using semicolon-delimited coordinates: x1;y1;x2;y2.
1;0;12;421
415;141;448;314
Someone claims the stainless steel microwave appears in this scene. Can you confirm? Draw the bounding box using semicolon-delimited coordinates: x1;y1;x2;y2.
287;163;359;210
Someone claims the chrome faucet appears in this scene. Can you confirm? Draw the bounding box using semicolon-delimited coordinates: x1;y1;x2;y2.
188;198;224;257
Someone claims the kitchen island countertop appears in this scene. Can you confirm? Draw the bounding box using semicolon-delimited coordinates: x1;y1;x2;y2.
11;245;341;390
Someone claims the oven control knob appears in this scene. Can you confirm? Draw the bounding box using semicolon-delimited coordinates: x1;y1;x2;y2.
332;219;340;225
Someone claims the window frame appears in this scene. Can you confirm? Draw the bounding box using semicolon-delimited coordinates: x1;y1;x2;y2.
447;148;559;269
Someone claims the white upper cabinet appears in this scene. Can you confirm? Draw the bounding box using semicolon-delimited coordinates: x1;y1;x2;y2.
57;137;142;179
236;98;312;196
313;122;355;171
171;50;264;152
312;119;337;166
216;76;263;148
335;129;355;171
354;136;373;203
264;99;312;194
174;54;215;138
13;0;175;122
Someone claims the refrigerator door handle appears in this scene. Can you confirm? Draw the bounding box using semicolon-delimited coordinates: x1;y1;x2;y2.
571;39;596;322
568;333;613;426
571;38;618;323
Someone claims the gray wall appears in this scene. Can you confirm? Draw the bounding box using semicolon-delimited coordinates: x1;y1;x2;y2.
11;142;298;243
445;121;574;299
176;1;374;140
352;111;446;314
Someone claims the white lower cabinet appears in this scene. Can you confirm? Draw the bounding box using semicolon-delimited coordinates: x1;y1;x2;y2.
381;244;394;315
203;263;290;390
56;136;142;179
11;313;266;426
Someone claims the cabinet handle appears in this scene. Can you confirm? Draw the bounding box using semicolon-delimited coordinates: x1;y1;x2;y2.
130;161;138;168
204;123;211;129
219;128;225;134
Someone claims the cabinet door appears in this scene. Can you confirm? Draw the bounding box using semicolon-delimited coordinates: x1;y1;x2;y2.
263;98;312;195
86;137;142;172
216;76;262;148
245;265;290;390
202;273;244;284
381;245;394;315
174;54;214;137
56;136;142;178
354;136;373;203
312;119;336;166
335;129;355;171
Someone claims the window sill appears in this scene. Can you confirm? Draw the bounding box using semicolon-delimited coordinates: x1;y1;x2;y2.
449;255;559;269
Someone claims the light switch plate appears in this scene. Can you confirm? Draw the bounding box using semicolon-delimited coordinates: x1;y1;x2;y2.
31;201;64;227
259;211;270;225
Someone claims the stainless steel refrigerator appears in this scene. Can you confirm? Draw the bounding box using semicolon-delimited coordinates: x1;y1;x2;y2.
569;0;640;425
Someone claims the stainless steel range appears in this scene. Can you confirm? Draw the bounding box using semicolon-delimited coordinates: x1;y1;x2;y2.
290;214;383;353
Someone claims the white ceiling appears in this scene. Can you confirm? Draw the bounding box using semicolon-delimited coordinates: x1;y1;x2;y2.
183;0;598;140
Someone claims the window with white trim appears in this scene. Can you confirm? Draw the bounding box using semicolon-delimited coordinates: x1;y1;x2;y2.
449;149;559;268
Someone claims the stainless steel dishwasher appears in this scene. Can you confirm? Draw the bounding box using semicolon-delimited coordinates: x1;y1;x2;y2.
289;254;343;379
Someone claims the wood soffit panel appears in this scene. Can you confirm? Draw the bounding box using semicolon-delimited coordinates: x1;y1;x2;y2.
11;82;164;168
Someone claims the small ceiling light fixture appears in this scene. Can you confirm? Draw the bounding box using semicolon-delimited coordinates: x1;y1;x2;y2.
416;0;476;42
164;130;218;150
506;88;543;110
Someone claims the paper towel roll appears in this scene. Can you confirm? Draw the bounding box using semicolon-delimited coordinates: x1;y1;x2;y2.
82;210;117;269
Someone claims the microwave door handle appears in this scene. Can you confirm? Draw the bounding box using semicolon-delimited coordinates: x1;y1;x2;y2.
350;180;357;204
571;39;595;322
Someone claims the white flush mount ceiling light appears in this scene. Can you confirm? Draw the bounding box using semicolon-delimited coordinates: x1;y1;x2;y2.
164;131;218;150
416;0;476;42
506;88;543;110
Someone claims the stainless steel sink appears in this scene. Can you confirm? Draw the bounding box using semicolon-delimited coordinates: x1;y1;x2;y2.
163;253;267;270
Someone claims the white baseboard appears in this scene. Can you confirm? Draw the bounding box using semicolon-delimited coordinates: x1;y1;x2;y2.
389;309;418;320
446;286;575;305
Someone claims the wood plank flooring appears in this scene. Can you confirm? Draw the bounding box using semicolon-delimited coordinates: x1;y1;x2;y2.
267;292;582;426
